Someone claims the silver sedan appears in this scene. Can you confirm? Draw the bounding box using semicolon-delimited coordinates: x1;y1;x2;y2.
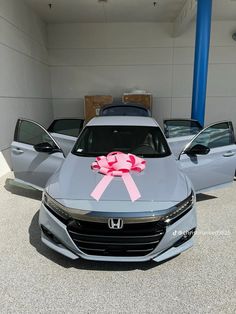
11;117;236;262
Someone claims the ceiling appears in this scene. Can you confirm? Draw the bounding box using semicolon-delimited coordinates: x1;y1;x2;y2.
24;0;236;24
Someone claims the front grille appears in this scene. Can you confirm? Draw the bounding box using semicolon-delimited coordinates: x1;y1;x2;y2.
67;220;165;257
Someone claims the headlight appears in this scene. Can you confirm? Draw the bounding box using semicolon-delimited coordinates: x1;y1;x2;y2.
43;192;71;220
160;190;195;224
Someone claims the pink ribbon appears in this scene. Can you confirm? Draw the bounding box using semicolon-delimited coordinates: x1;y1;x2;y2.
90;152;146;202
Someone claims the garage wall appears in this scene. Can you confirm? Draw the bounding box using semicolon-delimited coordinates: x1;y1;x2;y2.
0;0;53;176
48;22;174;122
48;21;236;130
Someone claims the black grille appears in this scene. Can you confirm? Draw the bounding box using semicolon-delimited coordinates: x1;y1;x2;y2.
67;220;165;257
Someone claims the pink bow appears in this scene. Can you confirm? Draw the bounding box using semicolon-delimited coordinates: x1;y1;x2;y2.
91;152;146;202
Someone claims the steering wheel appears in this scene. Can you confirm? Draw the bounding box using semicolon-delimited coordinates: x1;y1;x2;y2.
132;144;155;154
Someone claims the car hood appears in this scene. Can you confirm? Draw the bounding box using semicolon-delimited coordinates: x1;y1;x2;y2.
47;153;189;204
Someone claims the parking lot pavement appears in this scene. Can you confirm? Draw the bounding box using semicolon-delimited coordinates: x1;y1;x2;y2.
0;172;235;314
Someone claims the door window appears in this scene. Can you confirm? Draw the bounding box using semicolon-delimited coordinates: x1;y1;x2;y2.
187;122;234;150
48;119;84;137
15;120;57;148
164;120;202;138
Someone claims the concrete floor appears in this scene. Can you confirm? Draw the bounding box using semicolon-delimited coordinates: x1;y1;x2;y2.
0;172;235;314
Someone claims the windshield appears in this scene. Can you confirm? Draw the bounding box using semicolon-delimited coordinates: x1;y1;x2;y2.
72;126;171;158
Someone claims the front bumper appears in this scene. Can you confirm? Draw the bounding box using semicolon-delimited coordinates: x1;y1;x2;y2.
39;203;197;263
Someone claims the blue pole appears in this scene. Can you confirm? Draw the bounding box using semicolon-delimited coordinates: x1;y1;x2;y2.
191;0;212;127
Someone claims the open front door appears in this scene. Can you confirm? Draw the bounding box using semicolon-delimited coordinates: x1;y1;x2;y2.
47;118;84;155
164;119;203;157
11;119;65;190
178;121;236;193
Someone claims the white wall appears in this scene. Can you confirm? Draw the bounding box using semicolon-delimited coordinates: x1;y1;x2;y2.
48;22;174;121
0;0;53;176
48;21;236;130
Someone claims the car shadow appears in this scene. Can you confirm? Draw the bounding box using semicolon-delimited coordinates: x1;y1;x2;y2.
4;178;42;201
29;211;178;271
196;193;217;202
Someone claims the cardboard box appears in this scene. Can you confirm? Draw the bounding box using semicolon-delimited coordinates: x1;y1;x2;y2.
122;93;152;111
84;95;113;121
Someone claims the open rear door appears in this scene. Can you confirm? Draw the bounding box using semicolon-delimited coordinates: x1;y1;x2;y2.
178;121;236;193
11;119;65;190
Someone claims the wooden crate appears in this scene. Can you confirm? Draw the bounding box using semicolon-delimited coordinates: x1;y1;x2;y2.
122;93;152;111
84;95;113;121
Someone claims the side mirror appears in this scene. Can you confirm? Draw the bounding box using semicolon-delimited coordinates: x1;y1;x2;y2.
34;142;57;154
185;144;210;156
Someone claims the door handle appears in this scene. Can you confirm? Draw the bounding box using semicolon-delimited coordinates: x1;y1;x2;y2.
12;148;24;154
223;151;235;157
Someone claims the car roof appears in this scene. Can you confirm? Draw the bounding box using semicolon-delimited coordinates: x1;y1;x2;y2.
86;116;159;127
103;101;145;106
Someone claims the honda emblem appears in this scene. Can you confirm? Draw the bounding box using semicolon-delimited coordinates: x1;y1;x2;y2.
108;218;124;230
